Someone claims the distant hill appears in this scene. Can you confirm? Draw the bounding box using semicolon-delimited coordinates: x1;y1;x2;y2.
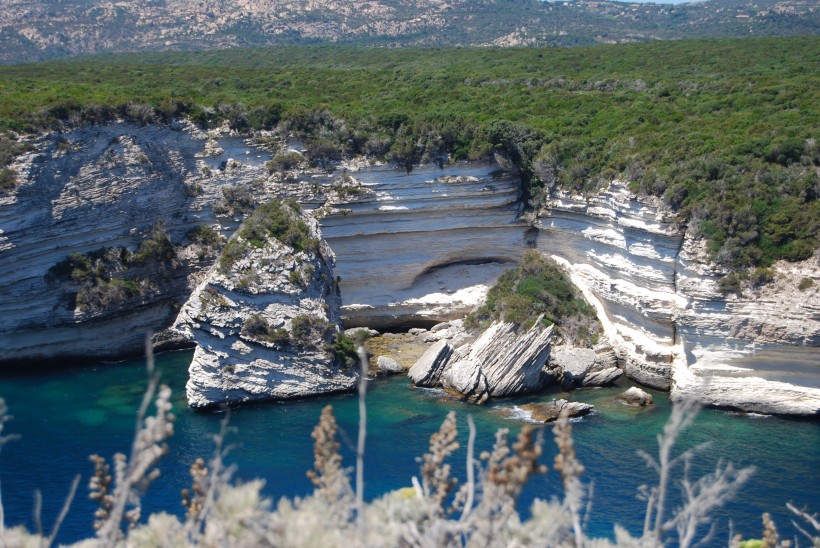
1;0;818;63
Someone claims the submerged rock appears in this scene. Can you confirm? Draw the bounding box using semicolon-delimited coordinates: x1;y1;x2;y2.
616;387;654;407
174;201;357;408
520;400;594;423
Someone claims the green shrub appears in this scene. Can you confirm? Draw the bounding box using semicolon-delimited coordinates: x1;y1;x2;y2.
465;250;600;342
798;277;815;291
130;221;175;265
331;333;358;368
0;167;17;193
219;199;318;272
241;314;290;345
718;272;743;297
267;151;305;174
290;314;333;348
186;225;223;247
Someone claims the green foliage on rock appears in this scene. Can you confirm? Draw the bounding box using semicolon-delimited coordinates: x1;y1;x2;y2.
241;314;290;346
331;333;358;368
290;314;334;348
465;250;600;344
45;222;177;312
219;199;319;272
185;224;223;247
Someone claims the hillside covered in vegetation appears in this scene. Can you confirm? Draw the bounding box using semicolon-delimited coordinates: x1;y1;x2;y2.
0;37;817;279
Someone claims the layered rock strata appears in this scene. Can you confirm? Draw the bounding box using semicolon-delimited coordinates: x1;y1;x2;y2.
408;319;556;404
173;203;357;408
535;181;819;416
0;122;270;363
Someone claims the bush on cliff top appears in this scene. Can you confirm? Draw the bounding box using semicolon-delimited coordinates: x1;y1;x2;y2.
218;199;319;272
465;250;600;345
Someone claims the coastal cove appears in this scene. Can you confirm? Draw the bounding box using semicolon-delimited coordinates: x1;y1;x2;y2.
0;350;818;546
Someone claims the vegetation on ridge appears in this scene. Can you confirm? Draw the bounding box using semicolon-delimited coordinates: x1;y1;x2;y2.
218;199;319;272
465;250;600;345
45;221;178;313
0;38;817;278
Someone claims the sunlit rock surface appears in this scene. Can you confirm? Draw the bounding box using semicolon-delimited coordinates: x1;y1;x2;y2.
173;208;356;408
0;122;269;362
2;124;817;415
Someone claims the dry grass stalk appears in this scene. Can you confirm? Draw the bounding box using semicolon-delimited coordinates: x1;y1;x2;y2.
307;405;352;505
90;339;175;544
553;409;585;548
420;411;460;511
787;503;820;547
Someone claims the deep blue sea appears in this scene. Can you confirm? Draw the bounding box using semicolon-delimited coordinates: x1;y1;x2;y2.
0;350;818;545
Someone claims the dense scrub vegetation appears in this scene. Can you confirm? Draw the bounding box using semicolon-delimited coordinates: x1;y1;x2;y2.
465;250;600;345
1;37;817;274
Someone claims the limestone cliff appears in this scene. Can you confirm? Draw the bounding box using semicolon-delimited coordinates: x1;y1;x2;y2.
535;181;819;416
0;122;270;363
173;200;357;408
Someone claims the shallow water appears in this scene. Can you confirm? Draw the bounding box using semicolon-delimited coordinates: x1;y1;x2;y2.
0;351;817;545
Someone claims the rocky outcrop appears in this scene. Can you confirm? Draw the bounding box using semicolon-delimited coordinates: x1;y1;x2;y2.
173;201;356;408
376;355;403;374
0;123;265;363
583;367;622;387
616;387;654;407
408;319;557;403
550;343;623;388
520;400;594;423
319;164;522;329
407;340;454;388
535;181;819;416
431;319;555;403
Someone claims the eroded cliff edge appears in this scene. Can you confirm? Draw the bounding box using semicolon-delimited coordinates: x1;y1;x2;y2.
534;182;819;415
0;123;817;415
172;200;357;408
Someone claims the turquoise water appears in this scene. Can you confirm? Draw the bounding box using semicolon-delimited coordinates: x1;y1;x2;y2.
0;351;818;545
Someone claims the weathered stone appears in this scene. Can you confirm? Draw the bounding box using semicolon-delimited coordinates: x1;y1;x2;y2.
616;386;654;407
550;345;597;388
175;206;357;408
376;355;403;374
441;319;554;402
582;367;623;387
520;400;594;423
408;340;454;387
592;348;619;370
344;327;379;339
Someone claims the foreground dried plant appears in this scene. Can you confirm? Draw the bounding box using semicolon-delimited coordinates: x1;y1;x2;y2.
0;358;817;547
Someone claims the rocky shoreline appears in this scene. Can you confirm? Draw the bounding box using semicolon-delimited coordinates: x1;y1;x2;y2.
0;122;817;416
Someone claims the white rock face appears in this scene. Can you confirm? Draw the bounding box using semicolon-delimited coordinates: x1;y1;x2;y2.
407;340;454;387
0;122;270;362
535;181;819;416
440;320;555;403
616;387;654;407
173;207;357;408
